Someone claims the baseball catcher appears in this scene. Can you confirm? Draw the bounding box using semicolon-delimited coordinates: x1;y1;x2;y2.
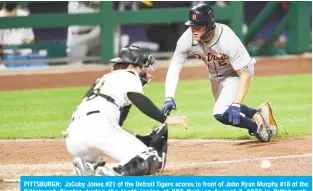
64;46;187;176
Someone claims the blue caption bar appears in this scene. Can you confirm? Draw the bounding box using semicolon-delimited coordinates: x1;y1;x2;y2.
21;176;312;191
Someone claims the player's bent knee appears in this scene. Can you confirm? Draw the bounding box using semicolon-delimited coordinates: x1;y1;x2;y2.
114;150;161;176
214;113;231;125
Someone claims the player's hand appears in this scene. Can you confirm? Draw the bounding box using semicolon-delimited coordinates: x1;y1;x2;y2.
226;103;241;125
161;97;177;115
165;116;188;129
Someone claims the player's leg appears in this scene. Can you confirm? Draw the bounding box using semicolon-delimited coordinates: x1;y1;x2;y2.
85;26;101;54
65;118;103;176
211;77;257;131
65;101;122;176
66;26;89;65
98;129;164;176
210;77;257;118
210;77;222;101
240;104;258;119
135;124;168;172
88;116;165;176
210;77;258;119
212;77;270;142
211;70;276;136
118;105;168;170
247;62;278;135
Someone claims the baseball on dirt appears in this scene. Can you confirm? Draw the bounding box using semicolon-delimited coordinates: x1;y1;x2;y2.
261;160;271;169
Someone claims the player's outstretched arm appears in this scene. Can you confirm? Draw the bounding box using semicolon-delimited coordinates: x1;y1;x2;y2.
164;29;191;100
163;32;191;115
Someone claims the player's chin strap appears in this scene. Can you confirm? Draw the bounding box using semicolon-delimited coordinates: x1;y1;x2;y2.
200;24;216;41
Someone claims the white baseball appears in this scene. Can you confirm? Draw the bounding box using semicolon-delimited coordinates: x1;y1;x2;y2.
261;160;271;169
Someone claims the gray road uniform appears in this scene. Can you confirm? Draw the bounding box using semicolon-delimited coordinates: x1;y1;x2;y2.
163;4;276;143
165;23;256;115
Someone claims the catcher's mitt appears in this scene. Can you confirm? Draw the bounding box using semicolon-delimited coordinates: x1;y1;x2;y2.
136;125;168;157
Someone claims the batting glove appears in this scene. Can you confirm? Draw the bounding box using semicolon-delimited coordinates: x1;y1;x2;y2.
161;97;177;116
226;103;241;125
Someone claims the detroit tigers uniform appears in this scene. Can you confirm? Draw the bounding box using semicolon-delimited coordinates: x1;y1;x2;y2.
65;69;150;165
165;23;256;115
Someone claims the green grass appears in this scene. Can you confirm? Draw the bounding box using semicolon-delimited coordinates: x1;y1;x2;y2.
0;75;311;139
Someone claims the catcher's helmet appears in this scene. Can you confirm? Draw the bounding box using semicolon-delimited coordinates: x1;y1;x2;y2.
185;4;216;40
110;46;155;68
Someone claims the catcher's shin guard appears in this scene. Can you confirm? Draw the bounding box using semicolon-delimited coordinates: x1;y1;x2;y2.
113;149;163;176
136;124;168;173
95;166;120;176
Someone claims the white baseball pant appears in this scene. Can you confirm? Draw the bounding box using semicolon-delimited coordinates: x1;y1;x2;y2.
65;99;149;165
211;62;255;115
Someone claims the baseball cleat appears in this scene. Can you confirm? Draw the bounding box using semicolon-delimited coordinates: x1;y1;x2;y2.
259;102;278;136
252;112;271;143
95;165;120;176
73;157;95;176
94;157;106;170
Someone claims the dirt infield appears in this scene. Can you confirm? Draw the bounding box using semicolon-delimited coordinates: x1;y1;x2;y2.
0;136;311;177
0;56;311;190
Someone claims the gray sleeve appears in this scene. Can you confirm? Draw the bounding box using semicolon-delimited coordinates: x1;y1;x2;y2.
165;28;192;98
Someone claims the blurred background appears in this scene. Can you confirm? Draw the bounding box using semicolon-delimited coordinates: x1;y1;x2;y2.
0;1;311;69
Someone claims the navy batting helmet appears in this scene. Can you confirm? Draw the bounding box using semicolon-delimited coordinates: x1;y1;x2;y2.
185;4;216;40
110;46;155;68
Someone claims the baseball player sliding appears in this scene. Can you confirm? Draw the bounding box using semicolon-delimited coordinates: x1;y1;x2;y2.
65;46;188;176
161;4;278;142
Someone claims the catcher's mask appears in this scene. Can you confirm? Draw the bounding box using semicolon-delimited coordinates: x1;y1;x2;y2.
110;46;156;86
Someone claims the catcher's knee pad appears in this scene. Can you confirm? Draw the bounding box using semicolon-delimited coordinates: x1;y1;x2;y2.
114;149;161;176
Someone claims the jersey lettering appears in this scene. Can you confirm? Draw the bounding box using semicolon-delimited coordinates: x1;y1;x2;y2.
195;51;229;68
87;79;105;100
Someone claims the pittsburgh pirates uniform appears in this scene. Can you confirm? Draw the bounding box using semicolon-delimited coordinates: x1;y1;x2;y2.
66;1;100;64
65;69;150;165
0;9;34;45
165;23;256;115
